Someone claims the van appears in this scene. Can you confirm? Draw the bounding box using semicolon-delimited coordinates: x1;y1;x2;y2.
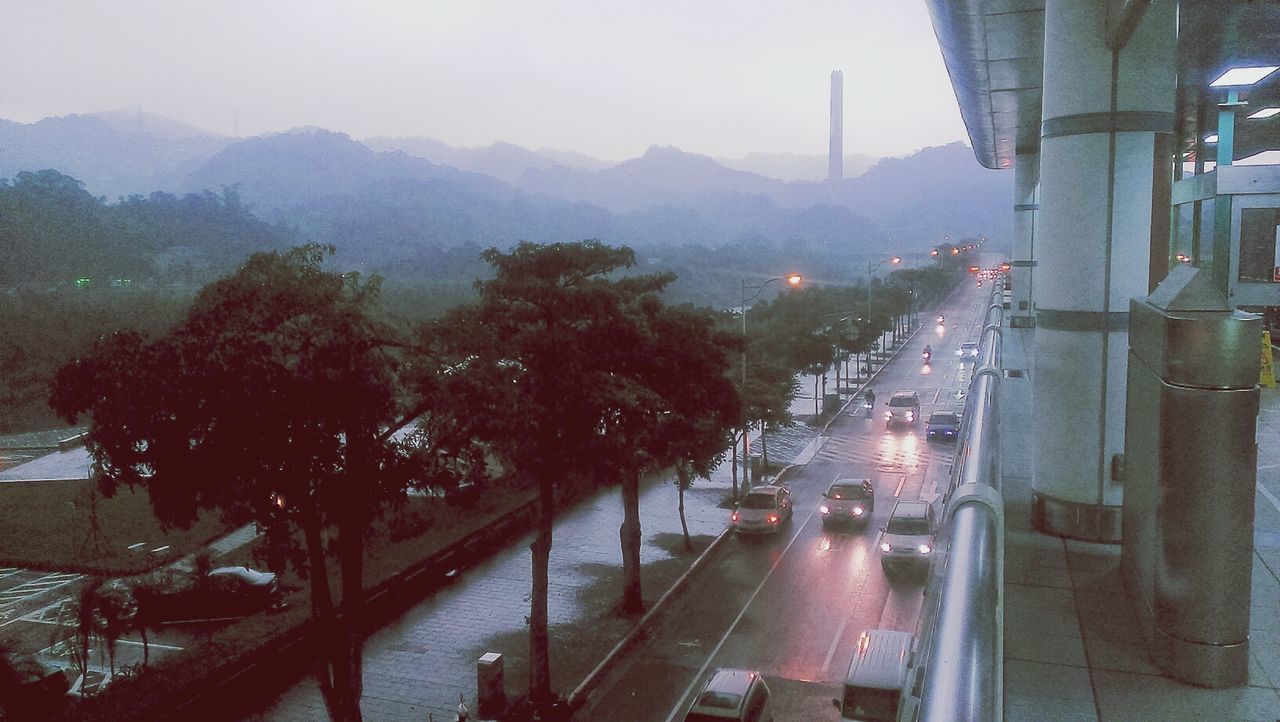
685;668;773;722
833;630;912;722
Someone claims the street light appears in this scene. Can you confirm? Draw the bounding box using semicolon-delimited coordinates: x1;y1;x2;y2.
739;273;802;490
866;256;900;363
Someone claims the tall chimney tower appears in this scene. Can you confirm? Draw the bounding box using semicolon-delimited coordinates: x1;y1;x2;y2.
828;70;843;185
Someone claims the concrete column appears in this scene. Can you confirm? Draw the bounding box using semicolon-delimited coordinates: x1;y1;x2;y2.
1031;0;1175;541
1010;151;1039;326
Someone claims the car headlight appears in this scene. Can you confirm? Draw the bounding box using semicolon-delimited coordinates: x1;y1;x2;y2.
917;543;933;554
852;506;865;516
820;504;830;514
907;412;914;421
880;542;892;553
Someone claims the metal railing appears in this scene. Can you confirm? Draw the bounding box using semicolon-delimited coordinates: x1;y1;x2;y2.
909;283;1005;722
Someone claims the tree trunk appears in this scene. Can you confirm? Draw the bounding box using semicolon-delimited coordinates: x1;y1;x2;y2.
529;471;555;706
677;464;692;552
301;506;352;722
730;433;739;501
742;426;751;489
139;627;149;667
337;502;366;721
761;429;769;475
619;470;644;615
813;374;819;416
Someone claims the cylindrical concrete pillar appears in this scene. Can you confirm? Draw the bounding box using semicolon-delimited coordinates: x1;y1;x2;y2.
1010;151;1039;326
1032;0;1176;541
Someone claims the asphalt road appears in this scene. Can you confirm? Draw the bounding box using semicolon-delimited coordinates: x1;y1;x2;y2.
576;284;989;721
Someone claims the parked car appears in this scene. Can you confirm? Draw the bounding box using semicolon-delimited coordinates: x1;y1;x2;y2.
879;500;937;576
957;341;979;361
731;486;793;535
925;411;961;442
0;651;69;716
685;668;774;721
127;565;280;623
884;391;920;428
820;478;875;530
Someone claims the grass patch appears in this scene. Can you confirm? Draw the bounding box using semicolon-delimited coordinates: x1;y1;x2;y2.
0;479;232;575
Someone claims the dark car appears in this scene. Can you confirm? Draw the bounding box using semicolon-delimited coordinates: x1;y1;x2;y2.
0;651;69;715
129;566;280;623
925;411;960;442
820;478;875;530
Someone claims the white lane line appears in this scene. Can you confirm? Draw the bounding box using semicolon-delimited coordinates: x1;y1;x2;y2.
663;506;820;722
1259;481;1280;516
893;475;906;498
822;615;850;674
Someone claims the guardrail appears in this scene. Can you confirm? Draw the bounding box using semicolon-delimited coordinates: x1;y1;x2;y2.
908;282;1005;722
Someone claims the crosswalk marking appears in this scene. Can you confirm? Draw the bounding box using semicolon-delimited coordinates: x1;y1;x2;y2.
0;572;82;607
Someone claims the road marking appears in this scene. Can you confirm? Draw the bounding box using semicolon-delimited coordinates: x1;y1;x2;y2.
663;505;820;722
0;572;81;607
1259;481;1280;516
893;475;906;498
822;615;850;674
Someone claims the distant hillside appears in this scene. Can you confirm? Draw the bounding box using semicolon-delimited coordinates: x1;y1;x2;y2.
717;151;878;182
838;142;1009;247
362;136;613;185
0;114;229;199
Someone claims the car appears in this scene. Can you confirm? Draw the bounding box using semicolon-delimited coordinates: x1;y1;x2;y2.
878;500;937;576
820;478;874;530
0;651;69;715
685;668;774;721
925;411;960;442
884;391;920;427
731;486;793;535
127;565;280;623
833;630;913;722
956;341;979;361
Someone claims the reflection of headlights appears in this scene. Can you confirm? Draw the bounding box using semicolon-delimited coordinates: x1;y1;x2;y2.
820;505;830;514
880;542;892;553
917;543;933;554
852;506;865;516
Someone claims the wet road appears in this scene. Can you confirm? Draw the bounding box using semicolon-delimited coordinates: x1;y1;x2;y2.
577;286;988;721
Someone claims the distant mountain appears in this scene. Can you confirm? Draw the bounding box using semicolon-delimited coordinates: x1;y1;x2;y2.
183;128;515;213
88;110;225;141
362;136;613;185
838;142;1010;247
0;114;230;199
717;152;878;182
520;145;795;213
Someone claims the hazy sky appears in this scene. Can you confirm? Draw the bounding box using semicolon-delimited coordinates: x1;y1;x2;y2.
1;1;968;160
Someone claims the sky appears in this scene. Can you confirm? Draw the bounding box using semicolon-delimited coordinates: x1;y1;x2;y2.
1;0;969;161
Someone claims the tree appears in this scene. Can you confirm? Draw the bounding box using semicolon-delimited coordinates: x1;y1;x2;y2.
591;299;740;613
419;240;674;711
50;244;411;721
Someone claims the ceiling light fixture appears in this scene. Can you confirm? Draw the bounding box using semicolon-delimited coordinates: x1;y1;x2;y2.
1209;66;1279;87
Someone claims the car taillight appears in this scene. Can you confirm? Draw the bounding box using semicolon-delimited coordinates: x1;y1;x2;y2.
731;512;739;522
767;514;779;524
852;506;865;516
880;542;892;553
820;505;830;514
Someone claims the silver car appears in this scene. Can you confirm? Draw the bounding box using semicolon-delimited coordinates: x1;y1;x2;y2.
956;341;979;361
820;478;874;530
732;486;793;535
878;500;937;575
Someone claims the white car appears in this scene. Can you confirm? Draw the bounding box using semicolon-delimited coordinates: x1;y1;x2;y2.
956;341;979;361
879;500;937;576
731;486;793;535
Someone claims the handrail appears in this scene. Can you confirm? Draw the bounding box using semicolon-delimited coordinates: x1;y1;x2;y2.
910;285;1005;722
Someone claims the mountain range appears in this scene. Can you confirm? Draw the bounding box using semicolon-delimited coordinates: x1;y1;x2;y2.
0;112;1011;279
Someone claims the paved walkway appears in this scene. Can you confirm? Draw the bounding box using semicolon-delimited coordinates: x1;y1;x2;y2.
999;325;1280;720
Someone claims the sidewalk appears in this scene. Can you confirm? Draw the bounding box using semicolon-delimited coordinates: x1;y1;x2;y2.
999;326;1280;720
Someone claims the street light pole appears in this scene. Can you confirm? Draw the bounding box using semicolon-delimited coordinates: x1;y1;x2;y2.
739;273;801;494
866;256;901;371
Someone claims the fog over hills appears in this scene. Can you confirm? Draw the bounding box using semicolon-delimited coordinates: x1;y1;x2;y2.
716;151;878;182
0;112;1010;277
